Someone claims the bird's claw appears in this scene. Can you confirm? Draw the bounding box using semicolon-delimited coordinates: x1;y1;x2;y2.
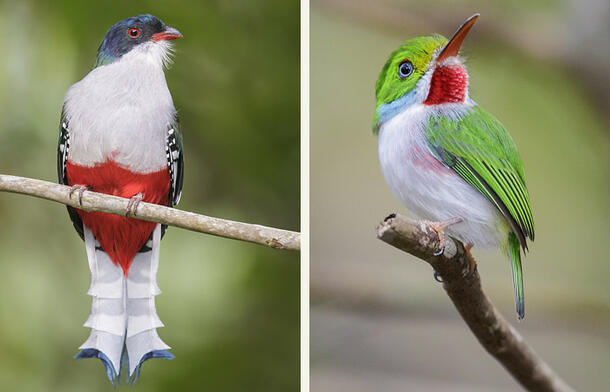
433;270;443;283
464;244;478;277
423;217;463;256
125;193;143;217
433;245;445;257
69;185;89;206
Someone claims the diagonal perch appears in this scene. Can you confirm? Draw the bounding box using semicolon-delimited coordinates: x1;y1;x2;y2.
376;213;573;392
0;174;300;251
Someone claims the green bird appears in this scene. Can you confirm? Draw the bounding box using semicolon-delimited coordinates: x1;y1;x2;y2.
374;14;534;319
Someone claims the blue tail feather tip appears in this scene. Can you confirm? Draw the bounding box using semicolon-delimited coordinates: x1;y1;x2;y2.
129;350;174;385
75;349;118;385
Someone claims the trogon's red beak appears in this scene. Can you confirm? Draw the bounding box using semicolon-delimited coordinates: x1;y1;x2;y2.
152;26;183;41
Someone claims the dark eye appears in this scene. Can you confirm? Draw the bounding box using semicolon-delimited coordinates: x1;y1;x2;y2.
398;60;414;79
128;28;140;38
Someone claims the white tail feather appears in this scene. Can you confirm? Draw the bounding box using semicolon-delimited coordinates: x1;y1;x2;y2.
125;225;169;376
81;224;169;377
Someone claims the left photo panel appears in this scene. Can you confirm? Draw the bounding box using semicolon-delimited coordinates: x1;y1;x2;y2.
0;2;300;391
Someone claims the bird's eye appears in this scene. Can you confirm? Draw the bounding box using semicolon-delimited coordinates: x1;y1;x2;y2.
128;28;140;38
398;60;414;79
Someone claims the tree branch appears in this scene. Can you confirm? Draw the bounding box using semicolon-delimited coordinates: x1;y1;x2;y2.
0;174;300;251
376;213;574;392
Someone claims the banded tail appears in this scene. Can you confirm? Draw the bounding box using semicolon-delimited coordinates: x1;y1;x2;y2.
77;224;173;384
508;232;525;320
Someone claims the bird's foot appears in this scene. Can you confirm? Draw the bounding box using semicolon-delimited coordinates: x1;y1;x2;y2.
68;184;89;206
433;270;443;283
422;217;463;256
464;243;478;277
125;193;143;217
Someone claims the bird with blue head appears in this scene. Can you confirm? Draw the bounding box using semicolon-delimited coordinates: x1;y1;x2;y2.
95;14;182;66
58;14;184;384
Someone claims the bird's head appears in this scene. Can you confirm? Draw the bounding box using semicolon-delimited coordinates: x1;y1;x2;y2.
95;14;182;67
373;14;479;132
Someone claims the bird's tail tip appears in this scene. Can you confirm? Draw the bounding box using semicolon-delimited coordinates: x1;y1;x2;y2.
76;347;174;385
509;232;525;320
75;348;118;386
128;349;175;385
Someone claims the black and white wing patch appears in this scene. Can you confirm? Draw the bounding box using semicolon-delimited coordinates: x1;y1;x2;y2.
57;114;85;240
166;123;184;207
57;117;70;185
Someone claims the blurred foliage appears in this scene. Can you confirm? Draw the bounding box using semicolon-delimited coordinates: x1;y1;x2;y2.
311;2;609;391
0;1;299;391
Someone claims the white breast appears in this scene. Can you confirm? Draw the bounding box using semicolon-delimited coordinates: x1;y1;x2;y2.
63;43;176;173
377;103;508;249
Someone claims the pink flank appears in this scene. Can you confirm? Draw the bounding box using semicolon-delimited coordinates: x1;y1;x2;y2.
411;145;453;174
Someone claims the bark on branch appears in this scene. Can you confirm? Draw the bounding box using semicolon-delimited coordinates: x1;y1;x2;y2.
376;213;574;392
0;174;300;251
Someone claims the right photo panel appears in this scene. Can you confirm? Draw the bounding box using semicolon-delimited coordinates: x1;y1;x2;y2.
310;1;609;391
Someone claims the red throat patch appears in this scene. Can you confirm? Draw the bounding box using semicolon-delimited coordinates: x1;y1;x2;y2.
424;65;468;105
66;160;171;275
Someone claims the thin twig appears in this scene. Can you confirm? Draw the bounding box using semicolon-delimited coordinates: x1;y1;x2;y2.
0;174;300;251
376;213;574;392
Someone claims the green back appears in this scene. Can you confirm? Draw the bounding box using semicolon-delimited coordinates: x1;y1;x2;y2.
425;106;535;248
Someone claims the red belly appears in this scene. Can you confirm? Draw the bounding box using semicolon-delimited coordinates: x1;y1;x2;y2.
66;160;170;275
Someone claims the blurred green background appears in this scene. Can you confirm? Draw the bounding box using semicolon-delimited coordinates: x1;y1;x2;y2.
311;0;609;391
0;1;299;391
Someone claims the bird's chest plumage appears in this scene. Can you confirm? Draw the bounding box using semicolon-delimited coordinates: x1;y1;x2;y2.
378;104;507;248
62;56;175;270
63;58;175;174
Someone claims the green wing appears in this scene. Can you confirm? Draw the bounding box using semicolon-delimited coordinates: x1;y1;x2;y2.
424;105;534;249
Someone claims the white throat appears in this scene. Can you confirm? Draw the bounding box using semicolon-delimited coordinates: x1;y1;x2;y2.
63;41;176;173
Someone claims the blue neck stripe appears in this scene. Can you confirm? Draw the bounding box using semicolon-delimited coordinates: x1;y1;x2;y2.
376;89;419;126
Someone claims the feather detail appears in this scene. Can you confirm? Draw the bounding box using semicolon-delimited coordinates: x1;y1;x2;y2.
62;43;176;174
77;225;171;384
424;64;468;105
424;105;535;249
166;123;184;206
378;102;508;249
66;160;170;274
509;232;525;319
77;227;127;383
125;224;171;378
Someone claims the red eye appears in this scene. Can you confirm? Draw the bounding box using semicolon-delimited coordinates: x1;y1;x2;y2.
128;28;140;38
